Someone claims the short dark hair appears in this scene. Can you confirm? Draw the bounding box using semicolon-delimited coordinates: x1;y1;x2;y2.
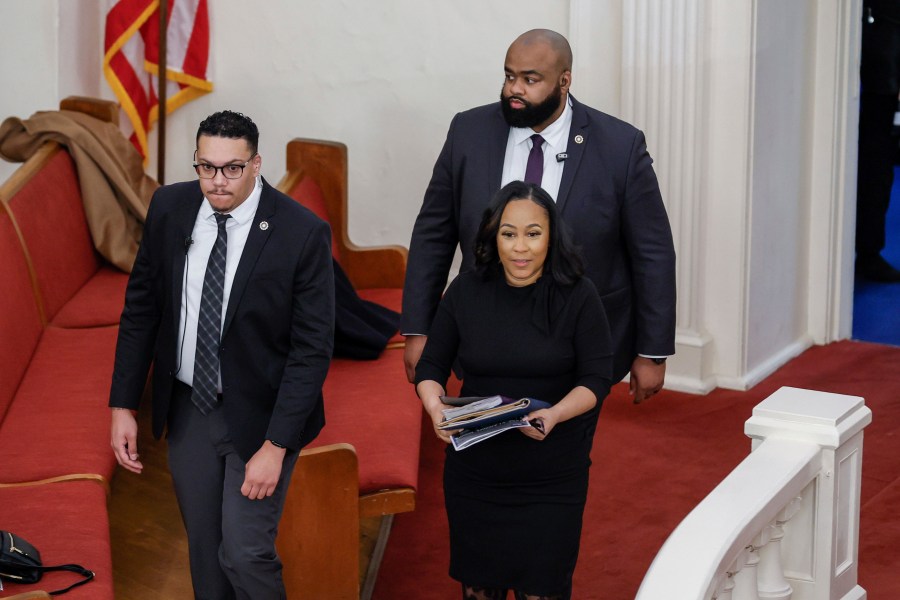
474;180;584;286
196;110;259;154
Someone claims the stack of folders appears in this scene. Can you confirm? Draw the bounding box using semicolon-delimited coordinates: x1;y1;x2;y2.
438;395;551;451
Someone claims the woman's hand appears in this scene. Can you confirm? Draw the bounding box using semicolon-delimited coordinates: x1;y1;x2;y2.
519;386;597;441
519;407;559;441
417;379;457;444
425;402;459;444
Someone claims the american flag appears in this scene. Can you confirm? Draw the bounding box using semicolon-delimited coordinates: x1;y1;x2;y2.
103;0;212;162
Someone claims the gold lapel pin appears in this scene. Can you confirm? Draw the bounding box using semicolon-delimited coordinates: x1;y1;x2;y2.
574;134;584;144
259;221;269;231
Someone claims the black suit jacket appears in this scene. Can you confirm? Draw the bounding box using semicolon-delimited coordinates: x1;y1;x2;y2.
402;96;676;381
109;178;335;461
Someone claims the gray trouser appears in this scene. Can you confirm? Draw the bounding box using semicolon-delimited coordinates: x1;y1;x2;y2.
167;381;299;600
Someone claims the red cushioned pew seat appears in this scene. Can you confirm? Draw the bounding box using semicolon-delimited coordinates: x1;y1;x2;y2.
5;147;127;329
0;207;44;425
0;481;113;599
48;267;126;329
309;348;421;496
356;287;404;345
0;325;118;484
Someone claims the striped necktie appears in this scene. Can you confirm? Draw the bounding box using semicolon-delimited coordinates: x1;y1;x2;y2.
192;212;230;414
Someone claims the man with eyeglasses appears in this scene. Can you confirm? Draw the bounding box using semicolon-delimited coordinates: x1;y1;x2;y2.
108;110;335;599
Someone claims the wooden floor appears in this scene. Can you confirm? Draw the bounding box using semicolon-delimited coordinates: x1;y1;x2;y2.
108;406;383;599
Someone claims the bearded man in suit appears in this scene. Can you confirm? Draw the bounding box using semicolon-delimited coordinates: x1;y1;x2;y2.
402;29;676;402
109;110;334;599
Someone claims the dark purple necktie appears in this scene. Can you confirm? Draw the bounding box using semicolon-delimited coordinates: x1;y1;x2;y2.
523;134;545;185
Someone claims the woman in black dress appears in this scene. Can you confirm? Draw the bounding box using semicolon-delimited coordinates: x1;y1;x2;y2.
415;181;613;600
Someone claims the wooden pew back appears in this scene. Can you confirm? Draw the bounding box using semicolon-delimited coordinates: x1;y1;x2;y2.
276;138;408;290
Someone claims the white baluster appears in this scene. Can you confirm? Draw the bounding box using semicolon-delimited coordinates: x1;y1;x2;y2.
717;549;749;600
732;543;761;600
714;572;736;600
758;497;802;599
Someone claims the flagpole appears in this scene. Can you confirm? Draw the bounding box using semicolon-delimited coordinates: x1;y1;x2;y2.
157;0;168;185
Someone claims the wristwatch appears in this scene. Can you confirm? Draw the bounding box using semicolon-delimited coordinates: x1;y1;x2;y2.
649;357;667;365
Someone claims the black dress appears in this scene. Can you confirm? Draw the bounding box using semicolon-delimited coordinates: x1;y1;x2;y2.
415;271;613;594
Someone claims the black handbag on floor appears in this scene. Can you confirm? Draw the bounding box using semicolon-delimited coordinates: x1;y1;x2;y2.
0;530;94;595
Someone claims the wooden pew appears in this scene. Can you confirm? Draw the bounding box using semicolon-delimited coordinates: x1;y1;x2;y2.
276;139;421;598
0;96;129;599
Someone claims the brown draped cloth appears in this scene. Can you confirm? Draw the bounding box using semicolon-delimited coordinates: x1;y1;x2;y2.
0;109;157;272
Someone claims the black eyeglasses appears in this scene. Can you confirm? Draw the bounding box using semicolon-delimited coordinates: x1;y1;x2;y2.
193;153;257;180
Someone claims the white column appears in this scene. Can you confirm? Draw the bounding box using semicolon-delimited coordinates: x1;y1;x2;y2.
805;0;862;344
620;0;714;392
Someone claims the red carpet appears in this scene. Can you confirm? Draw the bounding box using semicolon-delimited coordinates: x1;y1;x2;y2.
373;341;900;599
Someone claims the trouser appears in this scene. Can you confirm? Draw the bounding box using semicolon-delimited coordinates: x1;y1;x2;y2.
167;380;299;600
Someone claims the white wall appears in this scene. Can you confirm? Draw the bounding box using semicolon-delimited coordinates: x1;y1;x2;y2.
58;0;104;101
0;0;103;182
746;0;816;373
569;0;623;115
0;0;58;182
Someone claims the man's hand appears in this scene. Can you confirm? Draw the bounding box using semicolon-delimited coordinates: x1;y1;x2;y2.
403;335;428;383
630;357;666;404
241;441;286;500
110;408;143;474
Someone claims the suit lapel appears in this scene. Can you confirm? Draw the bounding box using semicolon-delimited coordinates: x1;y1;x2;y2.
171;185;204;334
487;105;509;193
221;179;275;337
556;95;589;213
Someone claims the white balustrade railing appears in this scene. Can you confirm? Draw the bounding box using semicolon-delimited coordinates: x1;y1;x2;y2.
636;387;872;600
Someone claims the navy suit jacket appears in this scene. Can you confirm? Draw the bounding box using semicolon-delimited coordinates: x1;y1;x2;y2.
109;178;335;461
402;97;676;381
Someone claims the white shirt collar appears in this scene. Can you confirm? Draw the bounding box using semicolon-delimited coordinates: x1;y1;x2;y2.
199;176;263;226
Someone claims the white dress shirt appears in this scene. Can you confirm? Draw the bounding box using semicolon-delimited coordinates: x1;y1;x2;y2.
500;95;574;201
176;177;263;388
